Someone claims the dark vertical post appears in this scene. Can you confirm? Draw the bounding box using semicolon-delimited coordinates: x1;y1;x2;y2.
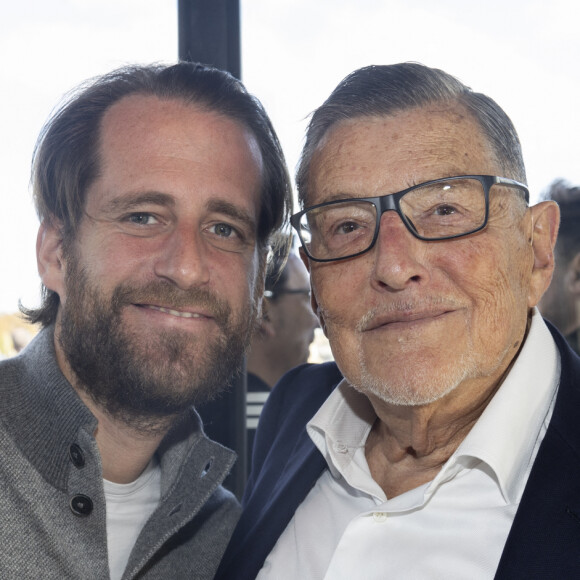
177;0;247;500
178;0;240;78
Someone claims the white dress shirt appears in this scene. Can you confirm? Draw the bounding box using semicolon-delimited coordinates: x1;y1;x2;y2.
258;309;560;579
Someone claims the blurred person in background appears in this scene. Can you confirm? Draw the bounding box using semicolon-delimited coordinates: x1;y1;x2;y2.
245;235;319;466
539;179;580;354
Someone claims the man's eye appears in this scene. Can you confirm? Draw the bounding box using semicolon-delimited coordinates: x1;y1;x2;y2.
433;204;457;216
337;221;360;234
212;223;236;238
206;221;254;254
127;213;159;225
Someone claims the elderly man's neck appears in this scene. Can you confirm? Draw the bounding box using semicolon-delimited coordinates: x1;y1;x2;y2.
364;375;503;499
363;313;533;498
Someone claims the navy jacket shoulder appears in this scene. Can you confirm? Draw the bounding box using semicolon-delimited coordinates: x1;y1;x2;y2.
495;323;580;578
217;361;342;579
246;361;342;492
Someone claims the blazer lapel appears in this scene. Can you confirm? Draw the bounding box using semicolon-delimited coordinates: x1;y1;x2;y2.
495;327;580;577
218;431;327;580
246;430;327;549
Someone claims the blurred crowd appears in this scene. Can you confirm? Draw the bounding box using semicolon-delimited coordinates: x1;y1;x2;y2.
0;314;36;358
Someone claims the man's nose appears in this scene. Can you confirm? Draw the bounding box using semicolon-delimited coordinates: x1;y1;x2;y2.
153;225;210;290
370;210;430;291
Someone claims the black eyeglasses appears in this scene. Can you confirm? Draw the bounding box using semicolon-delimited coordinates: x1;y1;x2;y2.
290;175;529;263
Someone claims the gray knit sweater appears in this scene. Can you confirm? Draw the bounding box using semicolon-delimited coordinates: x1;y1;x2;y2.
0;326;240;579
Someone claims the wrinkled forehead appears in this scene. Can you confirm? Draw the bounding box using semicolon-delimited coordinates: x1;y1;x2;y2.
305;105;501;205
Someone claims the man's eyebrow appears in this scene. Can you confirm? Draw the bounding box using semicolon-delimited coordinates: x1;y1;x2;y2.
207;198;258;230
98;193;258;229
311;192;361;205
101;191;176;214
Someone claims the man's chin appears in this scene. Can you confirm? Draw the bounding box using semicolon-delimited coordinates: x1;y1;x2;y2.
58;263;253;427
350;356;476;407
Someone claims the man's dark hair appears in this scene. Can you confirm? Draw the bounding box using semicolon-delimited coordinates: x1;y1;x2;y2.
296;62;526;206
541;179;580;262
24;62;293;327
264;234;294;298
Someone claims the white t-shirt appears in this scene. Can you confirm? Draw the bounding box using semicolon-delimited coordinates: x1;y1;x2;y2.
104;458;161;580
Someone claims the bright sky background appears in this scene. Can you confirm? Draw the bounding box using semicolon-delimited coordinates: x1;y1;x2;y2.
2;0;579;314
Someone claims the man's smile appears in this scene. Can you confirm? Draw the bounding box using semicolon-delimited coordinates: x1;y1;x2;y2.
359;304;459;333
137;304;214;319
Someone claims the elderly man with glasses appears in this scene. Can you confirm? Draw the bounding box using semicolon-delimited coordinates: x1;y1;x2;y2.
217;62;580;579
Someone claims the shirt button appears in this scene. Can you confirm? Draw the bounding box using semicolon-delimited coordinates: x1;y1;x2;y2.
333;441;348;454
373;512;387;523
70;494;93;517
69;444;85;468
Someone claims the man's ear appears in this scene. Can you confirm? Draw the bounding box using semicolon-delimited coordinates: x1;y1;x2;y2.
258;301;277;339
299;247;328;337
566;252;580;297
37;221;67;302
528;200;560;308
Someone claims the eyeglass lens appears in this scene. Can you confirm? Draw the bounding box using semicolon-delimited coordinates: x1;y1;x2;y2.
298;177;487;261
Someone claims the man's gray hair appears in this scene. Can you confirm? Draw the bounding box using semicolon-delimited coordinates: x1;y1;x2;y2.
296;62;526;206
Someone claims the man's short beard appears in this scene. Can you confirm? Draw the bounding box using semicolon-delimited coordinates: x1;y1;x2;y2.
356;350;478;406
58;255;258;434
322;301;480;407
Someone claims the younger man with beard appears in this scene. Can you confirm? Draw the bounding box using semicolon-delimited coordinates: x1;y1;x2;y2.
0;63;292;579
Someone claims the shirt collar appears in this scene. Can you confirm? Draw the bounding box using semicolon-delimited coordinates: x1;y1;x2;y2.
448;308;559;503
308;308;560;504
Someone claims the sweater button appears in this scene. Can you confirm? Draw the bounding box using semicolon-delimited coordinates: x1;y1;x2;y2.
69;444;85;468
70;494;93;516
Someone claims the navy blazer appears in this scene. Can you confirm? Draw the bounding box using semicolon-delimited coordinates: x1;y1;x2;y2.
217;324;580;579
